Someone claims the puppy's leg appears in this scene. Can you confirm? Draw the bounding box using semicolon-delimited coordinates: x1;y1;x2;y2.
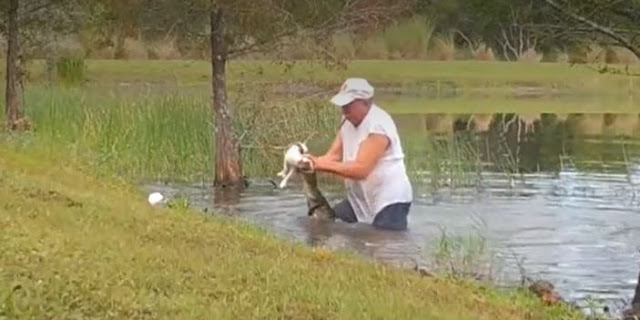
276;156;288;177
279;168;295;188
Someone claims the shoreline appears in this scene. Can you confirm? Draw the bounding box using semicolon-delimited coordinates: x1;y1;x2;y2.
0;143;584;319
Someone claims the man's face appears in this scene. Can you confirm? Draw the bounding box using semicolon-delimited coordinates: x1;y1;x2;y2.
341;99;369;126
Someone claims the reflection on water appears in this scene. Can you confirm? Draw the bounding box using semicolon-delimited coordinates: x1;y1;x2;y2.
144;112;640;315
398;112;640;174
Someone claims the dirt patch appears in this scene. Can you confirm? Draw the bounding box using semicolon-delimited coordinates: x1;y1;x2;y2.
528;280;563;305
12;186;83;208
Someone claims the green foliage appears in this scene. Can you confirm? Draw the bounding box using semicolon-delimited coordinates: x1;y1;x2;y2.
429;223;497;281
382;15;435;59
167;195;191;211
7;0;639;65
56;55;86;86
3;0;640;65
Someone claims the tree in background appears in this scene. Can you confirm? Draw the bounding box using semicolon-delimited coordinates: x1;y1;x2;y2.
541;0;640;60
4;0;22;131
1;0;87;130
415;0;562;61
2;0;413;183
172;0;414;187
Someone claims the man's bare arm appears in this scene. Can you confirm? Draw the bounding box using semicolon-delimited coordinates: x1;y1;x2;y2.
312;133;388;180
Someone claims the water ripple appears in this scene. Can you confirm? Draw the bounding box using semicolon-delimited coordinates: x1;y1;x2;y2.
144;165;640;310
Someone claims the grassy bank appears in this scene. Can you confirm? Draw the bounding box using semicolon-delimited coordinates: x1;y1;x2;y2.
0;144;583;319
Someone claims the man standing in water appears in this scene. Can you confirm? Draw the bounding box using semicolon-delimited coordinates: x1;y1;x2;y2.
304;78;413;231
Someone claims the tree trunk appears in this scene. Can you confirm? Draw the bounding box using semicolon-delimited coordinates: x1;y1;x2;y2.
114;28;126;59
210;7;243;187
5;0;22;130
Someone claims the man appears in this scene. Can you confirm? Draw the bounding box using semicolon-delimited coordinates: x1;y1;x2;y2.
304;78;413;231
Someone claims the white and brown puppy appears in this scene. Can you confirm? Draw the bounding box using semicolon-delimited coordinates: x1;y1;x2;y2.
276;142;313;188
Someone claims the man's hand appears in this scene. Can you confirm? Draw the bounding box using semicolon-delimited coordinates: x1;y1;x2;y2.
296;156;315;172
302;155;322;172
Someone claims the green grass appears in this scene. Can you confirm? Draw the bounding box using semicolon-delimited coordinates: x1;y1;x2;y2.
0;59;637;184
56;55;87;87
0;144;585;320
4;84;638;184
9;59;640;93
19;87;212;182
10;84;340;183
378;91;639;113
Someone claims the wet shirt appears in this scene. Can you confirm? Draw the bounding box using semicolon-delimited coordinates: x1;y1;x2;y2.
339;104;413;223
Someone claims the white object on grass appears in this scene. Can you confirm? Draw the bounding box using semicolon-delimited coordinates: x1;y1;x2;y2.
148;192;164;205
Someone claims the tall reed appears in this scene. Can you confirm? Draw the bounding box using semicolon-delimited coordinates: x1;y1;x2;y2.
24;86;212;182
17;83;521;187
20;85;341;183
56;55;86;86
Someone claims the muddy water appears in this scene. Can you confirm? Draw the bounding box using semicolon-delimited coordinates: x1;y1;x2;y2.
145;112;640;314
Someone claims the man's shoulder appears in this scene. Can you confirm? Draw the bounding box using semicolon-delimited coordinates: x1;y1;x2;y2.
371;103;391;117
370;104;397;126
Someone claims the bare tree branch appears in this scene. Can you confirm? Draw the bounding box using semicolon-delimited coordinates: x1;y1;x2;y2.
228;0;412;60
544;0;640;58
524;23;640;35
610;3;640;23
227;28;300;58
22;1;55;16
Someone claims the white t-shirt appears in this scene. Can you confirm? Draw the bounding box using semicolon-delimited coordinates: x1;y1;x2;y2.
339;104;413;223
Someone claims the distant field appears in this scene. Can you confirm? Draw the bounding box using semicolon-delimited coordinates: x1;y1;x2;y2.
5;58;635;115
8;59;640;93
377;93;639;114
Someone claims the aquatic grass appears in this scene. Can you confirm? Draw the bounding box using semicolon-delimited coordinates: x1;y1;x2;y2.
23;86;213;182
423;212;513;289
403;128;490;191
17;83;534;189
430;226;495;280
18;84;343;183
0;145;585;320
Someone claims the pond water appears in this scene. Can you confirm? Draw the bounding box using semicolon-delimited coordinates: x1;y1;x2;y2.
144;111;640;315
